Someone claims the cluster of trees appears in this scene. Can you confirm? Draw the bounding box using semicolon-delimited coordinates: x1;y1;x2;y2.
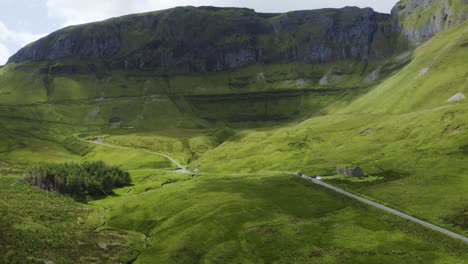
27;161;131;197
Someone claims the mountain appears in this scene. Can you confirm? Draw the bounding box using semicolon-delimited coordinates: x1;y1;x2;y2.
392;0;467;44
8;1;467;73
1;0;468;262
0;0;464;134
0;7;401;129
4;0;465;129
8;6;400;73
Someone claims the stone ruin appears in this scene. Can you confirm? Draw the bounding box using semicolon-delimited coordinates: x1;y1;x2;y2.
109;117;122;128
336;166;367;177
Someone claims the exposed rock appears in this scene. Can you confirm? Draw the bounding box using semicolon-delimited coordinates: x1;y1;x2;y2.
419;67;430;76
360;128;373;135
257;73;266;83
319;68;332;86
394;51;412;61
448;93;465;102
295;79;308;86
7;6;400;73
392;0;467;45
365;67;381;83
89;106;100;120
443;125;463;135
337;166;368;177
98;242;108;250
319;68;344;86
7;2;465;73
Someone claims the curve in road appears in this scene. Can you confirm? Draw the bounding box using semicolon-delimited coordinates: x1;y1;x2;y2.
80;138;191;174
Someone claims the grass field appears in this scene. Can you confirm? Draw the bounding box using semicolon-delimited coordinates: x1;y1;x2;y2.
2;166;467;263
0;172;144;264
90;171;468;263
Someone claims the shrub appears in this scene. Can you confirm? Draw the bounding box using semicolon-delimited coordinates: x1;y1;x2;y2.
214;127;236;144
26;161;131;198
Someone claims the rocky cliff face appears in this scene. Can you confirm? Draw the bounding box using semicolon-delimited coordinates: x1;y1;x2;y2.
392;0;467;44
8;1;465;72
8;6;398;73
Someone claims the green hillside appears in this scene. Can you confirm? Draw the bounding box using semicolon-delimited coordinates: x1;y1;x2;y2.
338;21;468;113
1;1;467;263
392;0;467;45
196;22;468;236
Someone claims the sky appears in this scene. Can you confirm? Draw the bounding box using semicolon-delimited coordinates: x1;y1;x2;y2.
0;0;399;65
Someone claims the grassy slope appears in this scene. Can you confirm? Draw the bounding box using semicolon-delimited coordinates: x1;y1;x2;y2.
0;173;144;263
91;171;467;263
337;21;468;114
0;58;399;130
0;118;174;171
101;129;222;164
196;22;468;234
394;0;467;45
0;53;417;163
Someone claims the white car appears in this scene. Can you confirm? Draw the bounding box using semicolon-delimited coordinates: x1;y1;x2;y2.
316;176;323;180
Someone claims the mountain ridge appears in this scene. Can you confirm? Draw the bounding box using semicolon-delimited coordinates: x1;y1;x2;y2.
7;6;400;73
8;0;467;74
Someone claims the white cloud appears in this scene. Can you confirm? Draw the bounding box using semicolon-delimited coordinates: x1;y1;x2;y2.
0;22;45;47
47;0;156;26
0;21;46;65
46;0;397;27
0;43;11;66
46;0;224;26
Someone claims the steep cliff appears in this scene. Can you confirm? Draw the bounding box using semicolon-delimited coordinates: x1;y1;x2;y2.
8;1;467;72
392;0;467;44
2;0;466;127
7;6;399;73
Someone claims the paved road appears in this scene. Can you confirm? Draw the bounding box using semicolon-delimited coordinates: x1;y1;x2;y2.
77;136;468;244
302;175;468;244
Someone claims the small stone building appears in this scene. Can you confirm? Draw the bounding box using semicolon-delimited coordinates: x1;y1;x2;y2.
336;166;367;177
109;117;122;128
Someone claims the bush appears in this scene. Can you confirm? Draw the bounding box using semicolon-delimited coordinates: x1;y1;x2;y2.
26;161;131;197
214;127;235;144
63;136;95;156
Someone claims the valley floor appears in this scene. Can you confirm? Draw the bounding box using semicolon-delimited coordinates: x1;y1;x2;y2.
2;133;468;263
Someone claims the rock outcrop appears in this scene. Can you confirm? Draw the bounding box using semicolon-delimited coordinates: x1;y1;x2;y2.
392;0;467;45
7;6;399;73
8;1;466;72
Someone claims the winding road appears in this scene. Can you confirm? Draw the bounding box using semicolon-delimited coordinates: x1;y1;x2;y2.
81;137;468;244
80;138;191;174
302;175;468;244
